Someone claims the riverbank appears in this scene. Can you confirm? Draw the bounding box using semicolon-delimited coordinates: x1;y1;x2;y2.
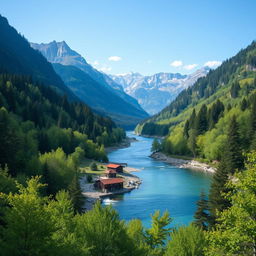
80;167;141;211
105;136;138;153
150;152;216;173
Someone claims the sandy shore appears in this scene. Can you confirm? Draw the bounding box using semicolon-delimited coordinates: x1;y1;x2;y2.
150;152;216;173
105;136;138;153
80;168;141;211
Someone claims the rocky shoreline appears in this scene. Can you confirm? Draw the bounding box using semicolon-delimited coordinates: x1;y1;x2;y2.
150;152;216;173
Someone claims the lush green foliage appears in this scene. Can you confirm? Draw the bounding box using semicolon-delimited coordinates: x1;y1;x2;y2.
193;191;210;230
138;41;256;166
151;138;162;152
0;73;125;186
0;177;172;256
165;224;207;256
207;151;256;255
0;151;256;255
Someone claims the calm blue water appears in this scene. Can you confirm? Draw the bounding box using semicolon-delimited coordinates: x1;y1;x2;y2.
102;131;212;227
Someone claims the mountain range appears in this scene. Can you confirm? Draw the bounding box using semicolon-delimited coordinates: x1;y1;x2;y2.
136;41;256;139
110;68;210;115
31;41;148;128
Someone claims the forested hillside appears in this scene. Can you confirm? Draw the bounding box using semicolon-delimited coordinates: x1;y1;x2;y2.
0;15;77;100
136;41;256;161
0;72;124;183
52;63;148;128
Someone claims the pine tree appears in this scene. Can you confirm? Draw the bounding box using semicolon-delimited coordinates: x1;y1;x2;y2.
188;109;196;130
183;120;190;139
250;95;256;137
208;100;224;129
209;160;230;224
207;151;256;255
193;191;210;230
68;174;84;213
195;104;208;135
225;116;244;174
230;81;240;98
187;129;197;157
240;98;248;111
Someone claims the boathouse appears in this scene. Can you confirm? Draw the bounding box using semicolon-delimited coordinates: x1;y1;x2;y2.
107;163;123;173
98;178;124;193
105;169;117;178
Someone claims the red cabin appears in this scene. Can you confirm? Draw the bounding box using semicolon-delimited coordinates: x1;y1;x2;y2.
107;164;123;173
99;178;124;193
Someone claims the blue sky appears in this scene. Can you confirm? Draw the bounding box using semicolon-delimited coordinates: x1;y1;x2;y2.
1;0;255;75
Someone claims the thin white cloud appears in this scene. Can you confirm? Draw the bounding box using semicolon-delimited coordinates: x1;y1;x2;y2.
108;56;122;61
92;60;99;66
147;60;153;64
170;60;183;67
184;64;198;70
204;60;222;68
98;66;112;73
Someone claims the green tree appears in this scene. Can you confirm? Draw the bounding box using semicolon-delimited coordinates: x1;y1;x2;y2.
0;107;20;175
90;162;97;171
68;174;84;213
209;160;230;224
39;148;76;195
145;210;172;254
0;177;57;256
240;98;248;111
206;151;256;256
230;81;240;98
208;100;224;129
193;191;210;230
47;190;84;256
195;105;208;135
151;138;161;153
225;116;244;174
126;219;149;256
189;109;197;130
165;224;206;256
183;120;190;139
74;202;138;256
187;129;197;157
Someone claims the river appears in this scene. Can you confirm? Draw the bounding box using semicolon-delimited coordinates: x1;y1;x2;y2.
102;131;212;227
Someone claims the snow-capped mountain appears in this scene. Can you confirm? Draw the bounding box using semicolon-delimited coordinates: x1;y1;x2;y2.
110;68;210;114
31;41;148;128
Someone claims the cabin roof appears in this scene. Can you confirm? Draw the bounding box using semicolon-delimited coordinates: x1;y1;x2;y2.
107;164;121;169
100;178;124;185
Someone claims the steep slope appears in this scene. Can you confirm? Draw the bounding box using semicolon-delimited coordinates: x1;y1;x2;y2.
31;41;148;128
52;63;148;128
136;41;256;160
110;68;209;114
0;15;76;100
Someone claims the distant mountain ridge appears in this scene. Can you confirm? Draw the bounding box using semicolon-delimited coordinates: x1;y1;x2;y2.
135;41;256;138
0;15;77;100
110;68;210;114
31;41;149;128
